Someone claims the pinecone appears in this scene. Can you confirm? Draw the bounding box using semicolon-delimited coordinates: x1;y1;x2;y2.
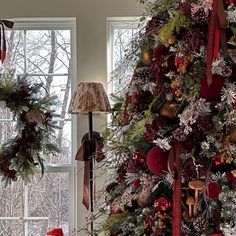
173;127;188;142
193;217;209;232
192;8;208;23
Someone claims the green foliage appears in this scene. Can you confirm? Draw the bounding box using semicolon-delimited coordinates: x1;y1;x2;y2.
158;10;191;45
103;212;133;236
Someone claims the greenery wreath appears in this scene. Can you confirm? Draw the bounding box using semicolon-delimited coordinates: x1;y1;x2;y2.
0;73;59;184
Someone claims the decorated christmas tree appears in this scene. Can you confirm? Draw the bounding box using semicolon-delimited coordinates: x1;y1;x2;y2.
102;0;236;235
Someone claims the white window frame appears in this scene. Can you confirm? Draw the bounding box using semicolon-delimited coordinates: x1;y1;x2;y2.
106;17;141;96
0;17;78;236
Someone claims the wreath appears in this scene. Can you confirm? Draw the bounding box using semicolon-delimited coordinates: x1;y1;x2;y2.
0;74;59;183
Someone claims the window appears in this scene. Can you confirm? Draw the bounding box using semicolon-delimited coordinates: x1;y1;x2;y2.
107;17;140;96
0;18;77;236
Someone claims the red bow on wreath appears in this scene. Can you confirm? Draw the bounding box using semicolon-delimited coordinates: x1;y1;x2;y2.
0;19;14;63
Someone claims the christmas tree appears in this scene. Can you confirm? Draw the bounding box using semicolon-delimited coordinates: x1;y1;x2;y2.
102;0;236;235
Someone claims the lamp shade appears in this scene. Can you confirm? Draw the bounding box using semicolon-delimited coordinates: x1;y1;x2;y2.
68;82;111;114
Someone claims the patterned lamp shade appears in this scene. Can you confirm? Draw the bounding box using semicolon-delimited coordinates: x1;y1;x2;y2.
68;82;111;114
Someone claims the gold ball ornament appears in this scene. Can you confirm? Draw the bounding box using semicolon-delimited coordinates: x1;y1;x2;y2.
168;35;177;45
142;49;153;66
159;102;178;119
136;193;154;208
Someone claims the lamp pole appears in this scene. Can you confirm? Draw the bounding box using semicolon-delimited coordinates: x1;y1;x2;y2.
88;111;94;235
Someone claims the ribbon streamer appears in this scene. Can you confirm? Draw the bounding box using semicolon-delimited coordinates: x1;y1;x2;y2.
75;139;105;209
206;0;227;86
0;19;14;63
168;142;182;236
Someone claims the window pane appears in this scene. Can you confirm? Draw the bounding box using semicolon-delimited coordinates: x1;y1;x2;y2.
46;120;72;164
111;28;138;95
28;220;69;236
0;220;24;236
0;182;24;217
28;75;71;119
3;30;25;74
26;30;71;74
28;173;69;218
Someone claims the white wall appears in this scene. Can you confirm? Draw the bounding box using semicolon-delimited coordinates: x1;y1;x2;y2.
0;0;141;234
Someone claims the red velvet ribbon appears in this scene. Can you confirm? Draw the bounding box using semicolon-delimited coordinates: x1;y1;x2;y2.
206;0;227;86
75;139;105;209
168;142;182;236
0;19;14;63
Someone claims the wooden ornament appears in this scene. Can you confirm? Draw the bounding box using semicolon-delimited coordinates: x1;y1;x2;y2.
159;102;178;119
186;196;195;218
188;180;206;216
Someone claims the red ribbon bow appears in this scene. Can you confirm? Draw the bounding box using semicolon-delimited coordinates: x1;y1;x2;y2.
206;0;227;86
75;139;105;209
0;19;14;63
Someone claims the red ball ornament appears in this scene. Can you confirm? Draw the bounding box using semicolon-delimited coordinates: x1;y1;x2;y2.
146;147;168;175
204;182;222;200
154;197;172;212
200;75;224;101
212;153;224;168
210;233;224;236
226;171;235;182
153;45;168;59
133;179;141;189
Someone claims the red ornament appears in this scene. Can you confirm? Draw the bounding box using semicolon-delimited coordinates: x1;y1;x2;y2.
153;45;168;59
212;153;224;168
200;75;224;101
225;0;236;5
226;171;235;182
204;182;221;200
133;179;141;189
146;147;168;175
210;233;224;236
154;196;172;212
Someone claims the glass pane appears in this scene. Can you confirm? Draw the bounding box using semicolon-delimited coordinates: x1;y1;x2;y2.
28;220;69;236
46;120;72;164
0;182;24;217
2;30;25;74
112;28;138;94
28;173;69;218
0;220;23;236
26;30;71;74
28;75;71;118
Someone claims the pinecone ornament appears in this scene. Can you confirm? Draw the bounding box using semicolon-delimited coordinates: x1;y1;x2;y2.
192;8;208;23
193;217;209;232
106;182;119;193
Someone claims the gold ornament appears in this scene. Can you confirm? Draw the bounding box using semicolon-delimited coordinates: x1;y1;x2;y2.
168;35;177;45
159;102;178;119
136;193;154;208
142;49;153;66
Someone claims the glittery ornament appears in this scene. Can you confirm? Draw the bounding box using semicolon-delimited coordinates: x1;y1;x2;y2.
154;197;172;212
146;147;168;175
193;217;209;232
